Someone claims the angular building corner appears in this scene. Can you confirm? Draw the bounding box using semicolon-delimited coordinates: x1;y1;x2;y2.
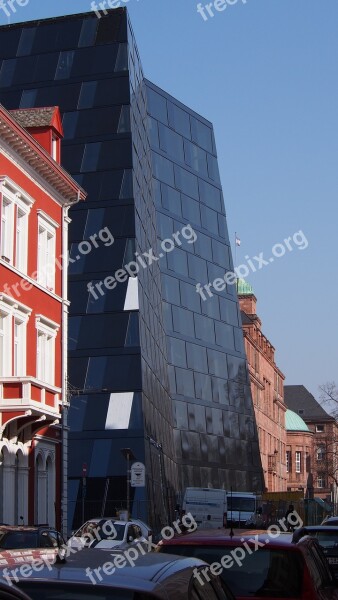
0;7;263;530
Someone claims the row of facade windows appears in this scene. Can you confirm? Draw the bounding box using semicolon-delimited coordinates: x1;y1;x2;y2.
1;192;57;292
0;296;57;385
286;450;306;474
286;449;327;484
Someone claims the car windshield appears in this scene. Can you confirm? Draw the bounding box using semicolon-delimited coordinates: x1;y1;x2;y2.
75;522;125;542
98;524;126;541
314;532;338;549
0;531;38;549
160;545;303;597
227;498;256;512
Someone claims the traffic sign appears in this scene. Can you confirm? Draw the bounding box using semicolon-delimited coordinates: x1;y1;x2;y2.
130;462;145;487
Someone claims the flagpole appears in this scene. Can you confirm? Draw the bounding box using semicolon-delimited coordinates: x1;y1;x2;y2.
235;232;240;293
235;232;237;271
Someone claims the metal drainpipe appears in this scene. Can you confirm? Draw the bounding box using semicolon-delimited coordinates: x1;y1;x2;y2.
61;192;81;538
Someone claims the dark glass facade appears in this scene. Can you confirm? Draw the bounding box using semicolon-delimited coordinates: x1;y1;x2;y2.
0;8;263;529
146;81;263;492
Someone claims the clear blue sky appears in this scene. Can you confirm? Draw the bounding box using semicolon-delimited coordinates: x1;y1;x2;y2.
3;0;337;402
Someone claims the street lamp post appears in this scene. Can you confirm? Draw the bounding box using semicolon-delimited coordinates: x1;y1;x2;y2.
121;448;136;517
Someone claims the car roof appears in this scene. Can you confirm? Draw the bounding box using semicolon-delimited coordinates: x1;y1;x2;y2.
0;579;33;600
78;519;135;525
159;528;303;549
296;525;338;532
323;517;338;523
0;526;54;533
12;549;208;587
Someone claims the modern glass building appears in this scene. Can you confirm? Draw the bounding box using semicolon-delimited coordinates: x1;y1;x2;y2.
146;80;263;493
0;8;263;530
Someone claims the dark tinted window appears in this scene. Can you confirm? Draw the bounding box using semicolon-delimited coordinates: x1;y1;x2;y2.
17;27;36;56
55;50;74;79
160;545;303;598
168;102;191;139
78;18;98;47
78;81;97;109
147;87;168;124
0;60;16;87
17;582;139;600
1;532;38;549
20;88;37;108
227;497;256;512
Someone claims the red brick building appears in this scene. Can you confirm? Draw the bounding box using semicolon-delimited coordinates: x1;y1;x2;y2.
0;105;85;531
285;385;338;503
238;280;287;492
285;409;314;494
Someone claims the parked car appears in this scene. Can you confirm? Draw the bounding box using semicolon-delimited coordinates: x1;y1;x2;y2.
0;526;66;568
292;525;338;578
68;518;151;549
322;517;338;526
0;579;34;600
12;548;233;600
157;528;338;599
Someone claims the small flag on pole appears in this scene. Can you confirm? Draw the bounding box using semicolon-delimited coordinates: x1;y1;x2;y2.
235;235;241;246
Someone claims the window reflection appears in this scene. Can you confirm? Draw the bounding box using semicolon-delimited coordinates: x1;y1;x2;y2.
78;81;97;109
55;50;74;79
81;142;101;172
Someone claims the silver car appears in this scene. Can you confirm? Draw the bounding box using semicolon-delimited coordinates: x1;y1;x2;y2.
11;549;233;600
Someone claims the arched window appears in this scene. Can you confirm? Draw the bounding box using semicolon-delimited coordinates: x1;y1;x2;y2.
0;449;3;523
46;456;55;527
15;450;26;525
35;454;44;524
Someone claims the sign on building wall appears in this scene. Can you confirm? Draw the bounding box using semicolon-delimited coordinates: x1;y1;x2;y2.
131;462;145;487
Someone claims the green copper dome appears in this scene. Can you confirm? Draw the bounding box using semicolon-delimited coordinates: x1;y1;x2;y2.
237;278;254;295
285;409;310;432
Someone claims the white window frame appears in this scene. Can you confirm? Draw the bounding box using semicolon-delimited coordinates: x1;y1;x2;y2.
0;294;30;377
13;315;27;376
0;178;33;274
317;474;326;489
0;306;11;376
295;451;301;473
52;135;58;161
1;196;14;264
15;205;28;273
317;446;325;461
36;316;59;386
37;212;58;292
316;424;324;433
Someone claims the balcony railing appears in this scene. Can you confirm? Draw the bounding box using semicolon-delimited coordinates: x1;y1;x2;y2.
0;376;61;418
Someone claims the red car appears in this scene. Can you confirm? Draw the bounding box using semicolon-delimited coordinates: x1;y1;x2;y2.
158;528;338;599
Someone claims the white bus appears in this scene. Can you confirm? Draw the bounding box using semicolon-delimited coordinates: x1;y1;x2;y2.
182;487;227;529
226;491;257;526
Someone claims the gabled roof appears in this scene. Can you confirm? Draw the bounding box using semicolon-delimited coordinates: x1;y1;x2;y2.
10;107;54;127
0;104;85;205
9;107;63;139
284;385;333;421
